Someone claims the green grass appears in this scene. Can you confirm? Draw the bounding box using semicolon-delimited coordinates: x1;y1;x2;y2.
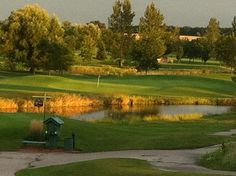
0;71;235;98
160;58;228;70
200;143;236;171
16;158;227;176
0;112;236;152
160;63;222;70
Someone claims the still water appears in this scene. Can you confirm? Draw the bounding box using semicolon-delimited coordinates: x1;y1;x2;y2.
72;105;235;121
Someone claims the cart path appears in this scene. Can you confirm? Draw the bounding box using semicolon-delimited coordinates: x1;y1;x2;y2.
211;129;236;136
1;144;236;176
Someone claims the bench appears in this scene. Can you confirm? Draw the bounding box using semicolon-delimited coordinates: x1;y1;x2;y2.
22;140;47;146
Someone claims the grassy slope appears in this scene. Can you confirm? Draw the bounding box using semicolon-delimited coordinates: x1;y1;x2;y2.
16;158;225;176
200;143;236;171
0;71;235;98
0;112;236;151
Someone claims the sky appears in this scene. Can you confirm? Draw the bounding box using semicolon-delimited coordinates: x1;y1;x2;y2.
0;0;235;27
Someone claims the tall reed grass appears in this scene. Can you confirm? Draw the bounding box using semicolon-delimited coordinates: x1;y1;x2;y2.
0;98;17;109
71;65;137;76
0;95;235;114
143;113;203;122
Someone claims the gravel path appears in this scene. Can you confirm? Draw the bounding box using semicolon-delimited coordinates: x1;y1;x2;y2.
1;129;236;176
1;144;236;176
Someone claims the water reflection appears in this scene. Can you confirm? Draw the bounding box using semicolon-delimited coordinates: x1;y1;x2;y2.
0;106;102;117
73;105;235;121
0;105;235;121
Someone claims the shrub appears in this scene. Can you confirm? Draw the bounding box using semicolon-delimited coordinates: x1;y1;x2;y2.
232;76;236;82
200;143;236;171
26;120;44;141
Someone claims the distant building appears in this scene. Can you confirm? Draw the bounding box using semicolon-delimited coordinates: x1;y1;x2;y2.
179;35;201;41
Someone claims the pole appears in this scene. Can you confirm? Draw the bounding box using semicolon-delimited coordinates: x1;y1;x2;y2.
97;75;101;88
43;92;46;121
32;93;51;121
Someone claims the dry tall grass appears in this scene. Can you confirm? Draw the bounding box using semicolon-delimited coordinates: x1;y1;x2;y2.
0;98;17;109
30;120;44;132
0;95;235;115
144;113;203;122
48;94;103;107
71;65;137;76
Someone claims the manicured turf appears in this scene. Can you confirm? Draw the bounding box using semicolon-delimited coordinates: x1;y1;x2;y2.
16;158;226;176
0;112;236;151
0;71;235;98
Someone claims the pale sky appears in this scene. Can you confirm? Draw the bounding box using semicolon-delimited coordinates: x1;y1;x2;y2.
0;0;235;27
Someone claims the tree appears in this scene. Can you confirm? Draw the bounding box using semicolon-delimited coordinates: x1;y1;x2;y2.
134;2;166;73
204;18;221;58
77;23;101;61
108;0;135;67
96;40;107;60
232;16;236;37
165;27;180;55
89;20;106;30
39;40;74;74
216;36;236;71
2;4;63;73
183;39;210;63
175;40;184;62
62;21;78;50
198;39;211;63
215;17;236;72
131;39;160;73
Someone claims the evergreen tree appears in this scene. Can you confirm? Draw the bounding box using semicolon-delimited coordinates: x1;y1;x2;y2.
134;2;166;73
108;0;135;67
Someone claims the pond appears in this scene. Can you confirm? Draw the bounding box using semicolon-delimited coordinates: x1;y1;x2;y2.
72;105;235;121
0;105;234;121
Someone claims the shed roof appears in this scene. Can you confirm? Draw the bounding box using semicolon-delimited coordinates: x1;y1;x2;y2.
44;117;64;125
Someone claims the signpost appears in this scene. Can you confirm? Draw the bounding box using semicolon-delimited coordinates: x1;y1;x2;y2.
33;92;52;121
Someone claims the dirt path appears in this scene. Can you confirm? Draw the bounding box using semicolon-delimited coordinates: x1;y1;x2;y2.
1;144;236;176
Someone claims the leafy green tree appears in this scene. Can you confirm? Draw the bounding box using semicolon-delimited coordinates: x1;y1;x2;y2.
131;39;159;73
108;0;135;67
198;39;211;63
183;40;200;62
89;20;106;30
39;40;74;74
165;27;180;55
183;39;210;63
134;2;166;73
62;21;78;49
77;23;101;61
2;4;65;73
204;18;221;58
216;36;236;71
232;16;236;37
175;40;184;62
96;40;107;60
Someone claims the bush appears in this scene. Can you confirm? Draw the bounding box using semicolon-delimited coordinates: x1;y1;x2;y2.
232;76;236;82
200;143;236;171
26;120;44;141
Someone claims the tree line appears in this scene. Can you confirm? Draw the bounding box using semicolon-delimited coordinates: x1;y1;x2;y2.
0;0;235;74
